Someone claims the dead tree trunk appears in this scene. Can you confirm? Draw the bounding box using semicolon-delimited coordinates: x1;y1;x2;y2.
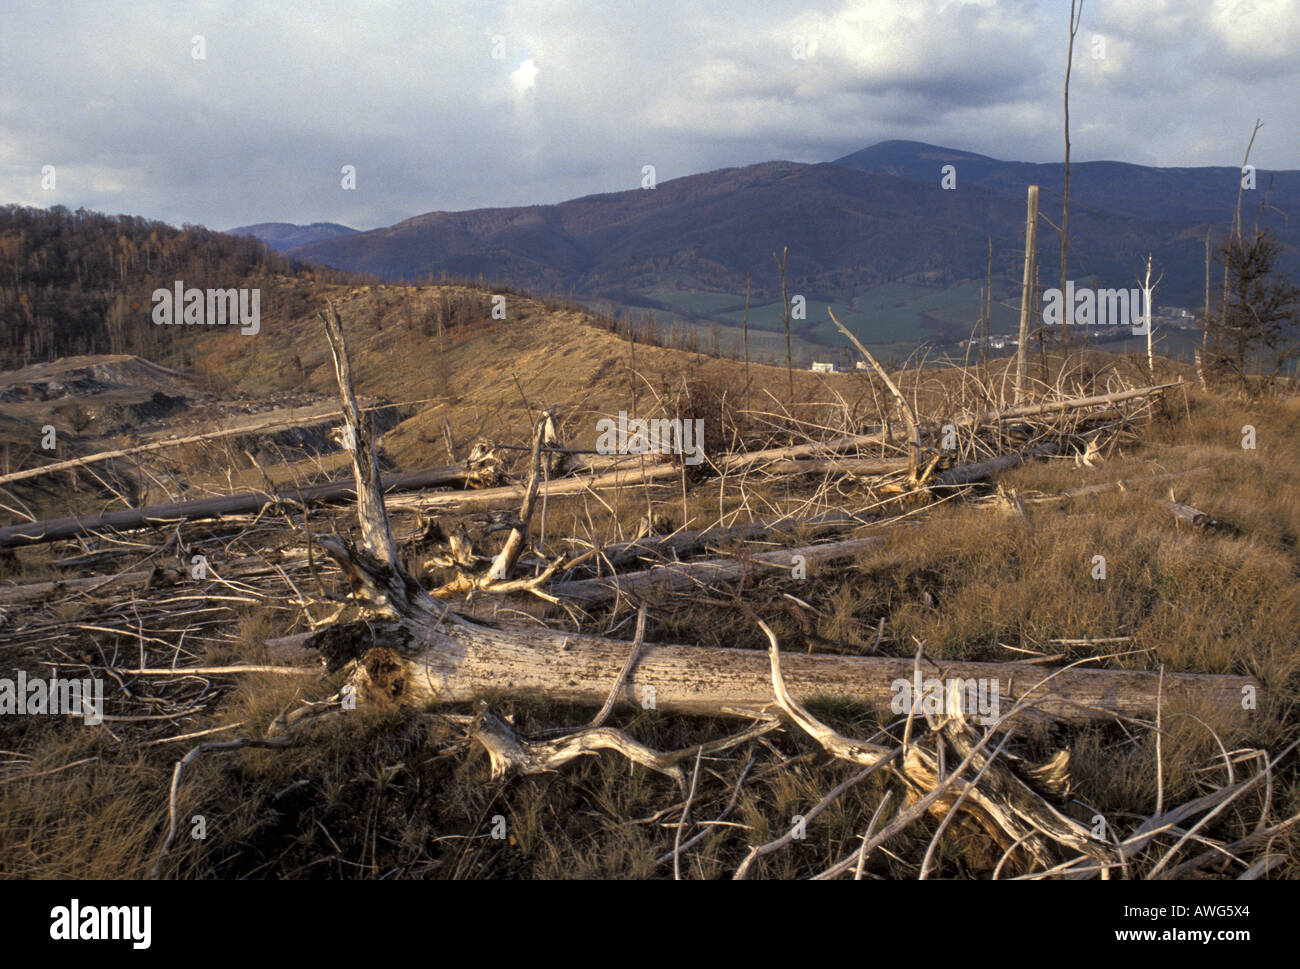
1015;185;1040;402
318;607;1252;728
547;536;887;607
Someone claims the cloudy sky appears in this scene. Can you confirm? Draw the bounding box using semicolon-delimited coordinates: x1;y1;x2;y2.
2;0;1296;232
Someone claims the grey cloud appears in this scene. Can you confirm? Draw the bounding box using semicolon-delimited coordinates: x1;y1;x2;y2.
0;0;1295;232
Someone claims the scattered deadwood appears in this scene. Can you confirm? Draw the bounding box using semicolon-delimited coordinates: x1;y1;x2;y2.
313;307;1252;735
1014;467;1234;533
751;624;1109;875
1163;498;1235;533
422;410;578;599
707;430;892;472
0;548;312;605
384;460;681;515
282;309;1279;879
13;301;1266;879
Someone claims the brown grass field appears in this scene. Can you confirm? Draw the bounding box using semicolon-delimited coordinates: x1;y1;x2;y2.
1;284;1297;880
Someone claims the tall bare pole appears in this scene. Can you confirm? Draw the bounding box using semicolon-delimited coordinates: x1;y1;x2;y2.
1200;229;1213;380
981;236;992;374
1036;262;1047;385
1061;0;1083;354
742;271;752;412
1233;120;1263;246
775;247;793;400
1015;185;1039;402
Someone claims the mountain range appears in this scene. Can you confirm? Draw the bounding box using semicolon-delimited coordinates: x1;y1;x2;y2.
225;221;358;251
228;142;1300;353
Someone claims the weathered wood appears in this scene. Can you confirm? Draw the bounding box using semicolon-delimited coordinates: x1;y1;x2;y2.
709;431;892;472
320;301;398;567
331;614;1255;727
0;439;895;552
0;550;313;604
1015;185;1039;402
957;381;1182;428
582;509;870;572
548;535;887;606
932;444;1059;487
744;457;908;475
385;461;681;515
310;299;1255;734
0;465;472;549
1164;499;1233;532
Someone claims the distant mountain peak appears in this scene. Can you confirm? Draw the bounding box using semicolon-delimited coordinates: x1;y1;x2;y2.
225;221;358;251
834;140;1000;167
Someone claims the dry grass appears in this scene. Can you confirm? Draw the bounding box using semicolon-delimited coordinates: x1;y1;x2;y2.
2;310;1298;879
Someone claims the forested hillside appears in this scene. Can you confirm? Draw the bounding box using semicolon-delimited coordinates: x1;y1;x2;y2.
0;205;362;369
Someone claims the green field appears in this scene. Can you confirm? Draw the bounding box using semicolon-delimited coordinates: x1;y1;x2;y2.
638;280;1022;345
583;275;1088;369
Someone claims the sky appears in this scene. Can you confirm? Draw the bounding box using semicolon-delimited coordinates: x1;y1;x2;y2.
1;0;1297;232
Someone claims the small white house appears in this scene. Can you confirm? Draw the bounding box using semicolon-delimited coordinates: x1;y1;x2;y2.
811;361;837;373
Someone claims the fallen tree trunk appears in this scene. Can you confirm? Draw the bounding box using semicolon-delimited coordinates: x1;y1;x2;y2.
709;431;892;472
385;461;681;515
0;464;473;549
955;380;1183;428
742;457;908;475
932;444;1059;487
323;610;1255;727
548;536;886;607
581;509;871;572
272;296;1270;878
0;549;314;604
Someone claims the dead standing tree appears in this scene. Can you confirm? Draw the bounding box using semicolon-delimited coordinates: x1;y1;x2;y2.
1059;0;1083;354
